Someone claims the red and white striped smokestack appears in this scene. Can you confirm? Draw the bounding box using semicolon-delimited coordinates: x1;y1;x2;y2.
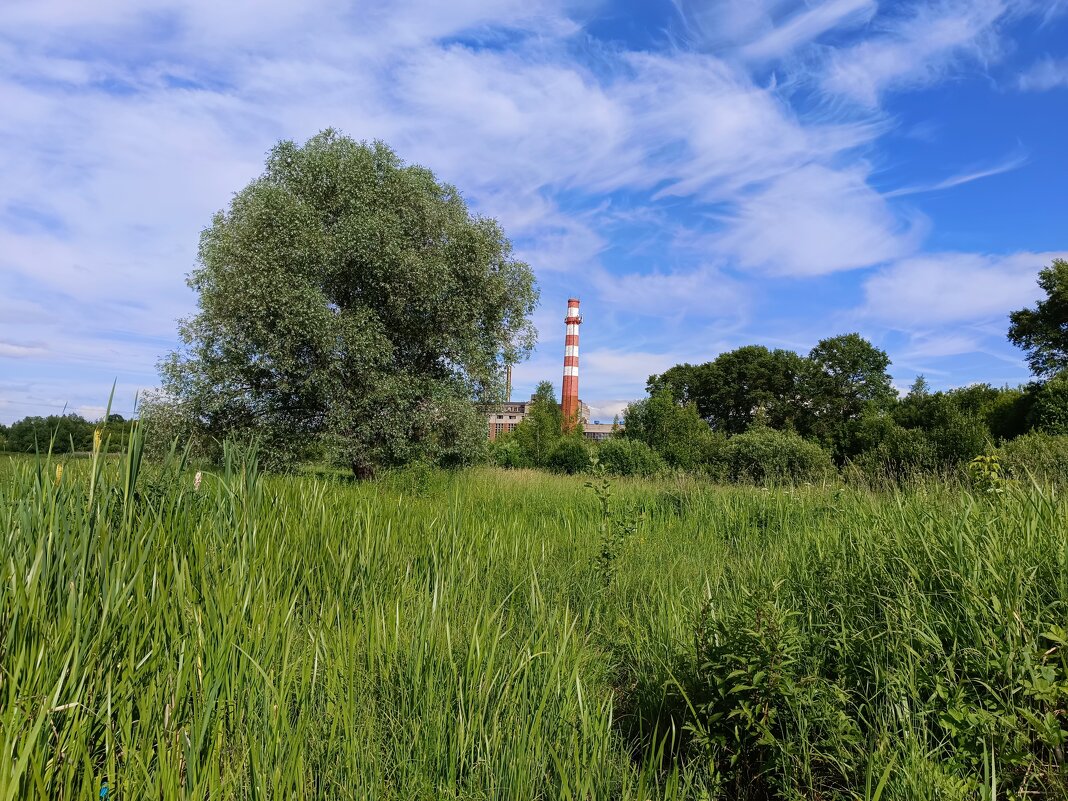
561;298;582;431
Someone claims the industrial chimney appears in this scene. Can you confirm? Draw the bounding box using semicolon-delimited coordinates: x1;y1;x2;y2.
561;298;582;431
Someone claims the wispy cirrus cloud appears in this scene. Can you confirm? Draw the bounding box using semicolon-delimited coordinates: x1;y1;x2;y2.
819;0;1011;105
883;147;1028;197
1017;56;1068;90
0;0;1063;420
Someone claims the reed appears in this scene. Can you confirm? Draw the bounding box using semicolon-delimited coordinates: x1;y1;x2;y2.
2;430;1066;798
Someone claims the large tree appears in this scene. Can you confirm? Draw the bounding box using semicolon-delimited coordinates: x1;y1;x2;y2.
650;346;806;434
1008;259;1068;378
802;333;895;451
157;131;538;473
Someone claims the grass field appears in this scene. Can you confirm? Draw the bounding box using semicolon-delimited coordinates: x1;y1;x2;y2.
3;443;1068;799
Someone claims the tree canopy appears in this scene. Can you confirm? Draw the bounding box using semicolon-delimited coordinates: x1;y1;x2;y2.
507;381;564;468
1008;259;1068;378
649;346;805;434
156;131;538;472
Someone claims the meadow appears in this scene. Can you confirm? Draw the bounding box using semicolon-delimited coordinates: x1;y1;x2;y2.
2;442;1068;799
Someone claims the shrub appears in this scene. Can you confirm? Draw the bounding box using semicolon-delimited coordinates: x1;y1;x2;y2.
623;391;713;470
1028;372;1068;435
695;430;730;480
596;437;665;477
488;438;530;469
998;432;1068;486
848;414;936;482
689;595;862;797
726;428;834;484
546;437;591;475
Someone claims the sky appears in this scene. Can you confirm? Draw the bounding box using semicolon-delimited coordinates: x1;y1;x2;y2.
1;0;1067;425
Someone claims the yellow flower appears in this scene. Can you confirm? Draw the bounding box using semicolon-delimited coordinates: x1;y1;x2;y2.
55;464;64;485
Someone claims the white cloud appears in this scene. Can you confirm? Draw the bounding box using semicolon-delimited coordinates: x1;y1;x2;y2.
586;400;629;422
820;0;1010;106
899;332;983;359
741;0;876;61
715;165;923;275
1018;56;1068;90
673;0;875;58
593;265;749;320
861;251;1068;327
883;148;1028;197
0;341;47;358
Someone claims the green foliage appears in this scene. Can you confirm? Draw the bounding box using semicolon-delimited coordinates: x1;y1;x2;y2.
690;594;862;798
922;397;990;467
508;380;562;468
846;413;936;483
159;130;537;474
998;431;1068;486
487;437;530;469
725;427;834;484
546;436;591;474
967;453;1008;497
650;346;807;434
803;333;895;451
1027;371;1068;434
623;390;719;470
596;437;666;477
1008;258;1068;378
585;469;643;588
893;391;990;467
649;334;895;460
986;386;1034;440
6;452;1068;798
6;413;95;453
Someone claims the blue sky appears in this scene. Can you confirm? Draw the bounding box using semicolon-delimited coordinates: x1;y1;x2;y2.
1;0;1066;424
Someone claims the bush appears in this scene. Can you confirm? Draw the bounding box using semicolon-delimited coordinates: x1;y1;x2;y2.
848;414;936;482
622;391;713;470
690;594;862;796
1028;372;1068;435
998;432;1068;486
546;437;591;475
596;437;665;477
488;438;530;469
726;428;834;484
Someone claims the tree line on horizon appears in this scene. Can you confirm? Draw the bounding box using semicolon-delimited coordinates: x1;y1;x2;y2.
491;260;1068;483
0;413;133;454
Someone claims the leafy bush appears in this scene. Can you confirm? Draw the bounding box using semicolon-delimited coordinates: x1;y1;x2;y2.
690;595;862;797
623;390;714;470
596;437;665;477
546;437;591;474
695;430;730;480
924;407;989;467
1028;372;1068;435
998;432;1068;485
726;428;834;484
488;438;530;469
848;414;936;482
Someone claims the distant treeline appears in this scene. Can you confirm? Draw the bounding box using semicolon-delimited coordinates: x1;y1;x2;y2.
0;413;135;453
491;332;1068;485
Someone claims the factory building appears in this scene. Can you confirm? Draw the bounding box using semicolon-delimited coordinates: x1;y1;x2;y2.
486;297;621;442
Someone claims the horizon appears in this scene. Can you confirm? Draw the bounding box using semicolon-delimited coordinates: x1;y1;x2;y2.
2;0;1067;425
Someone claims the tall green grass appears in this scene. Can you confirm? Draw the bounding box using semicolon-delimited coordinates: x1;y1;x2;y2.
2;435;1067;798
